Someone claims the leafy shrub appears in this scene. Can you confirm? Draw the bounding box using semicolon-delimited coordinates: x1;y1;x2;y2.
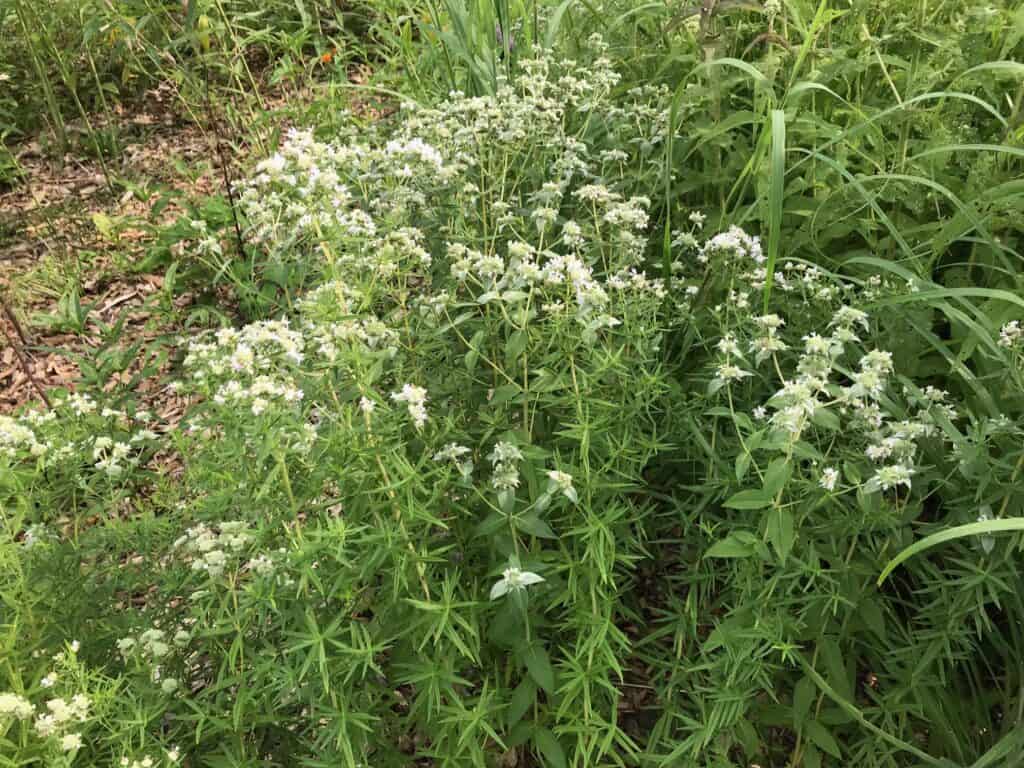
3;30;1024;768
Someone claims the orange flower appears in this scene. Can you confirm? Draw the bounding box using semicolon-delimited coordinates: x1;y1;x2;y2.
320;49;334;64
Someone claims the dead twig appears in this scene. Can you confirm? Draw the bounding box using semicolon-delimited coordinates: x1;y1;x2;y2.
1;299;30;346
203;61;247;262
1;299;52;409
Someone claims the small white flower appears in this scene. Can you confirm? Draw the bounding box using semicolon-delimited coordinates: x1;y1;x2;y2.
830;306;870;332
433;443;471;462
999;321;1022;348
867;463;915;493
715;364;753;383
489;441;524;491
754;313;785;331
391;384;428;429
61;733;83;752
716;334;741;356
546;470;578;503
866;444;892;461
802;333;833;357
819;467;839;492
490;567;545;600
359;396;375;415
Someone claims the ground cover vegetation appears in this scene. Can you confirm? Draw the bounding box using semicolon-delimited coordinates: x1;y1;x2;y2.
2;0;1024;766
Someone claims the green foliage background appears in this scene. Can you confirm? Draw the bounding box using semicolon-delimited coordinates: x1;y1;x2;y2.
2;1;1024;767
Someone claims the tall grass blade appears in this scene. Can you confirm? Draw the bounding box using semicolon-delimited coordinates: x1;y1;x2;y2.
763;108;785;311
879;519;1024;585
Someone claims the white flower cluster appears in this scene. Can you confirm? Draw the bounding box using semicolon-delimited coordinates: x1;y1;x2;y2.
676;225;843;310
185;320;305;377
213;376;305;416
490;565;544;599
449;239;658;337
119;751;181;768
297;279;364;317
722;298;959;496
68;393;98;415
0;414;50;460
399;46;624;177
1;398;160;473
391;384;429;430
699;226;765;267
241;125;449;249
0;692;34;720
999;320;1022;349
172;521;255;577
546;470;578;503
2;656;91;752
433;443;474;480
184;321;309;415
489;442;524;491
183;294;405;423
33;694;90;739
117;627;189;661
306;317;399;363
819;467;839;491
92;435;134;477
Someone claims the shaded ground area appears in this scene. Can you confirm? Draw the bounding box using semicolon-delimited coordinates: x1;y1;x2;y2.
0;87;231;418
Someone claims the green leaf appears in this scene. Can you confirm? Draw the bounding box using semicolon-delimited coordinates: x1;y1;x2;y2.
523;644;555;693
514;514;557;539
92;211;116;239
705;532;758;558
507;679;535;727
793;675;815;727
465;330;484;372
544;0;575;49
810;407;840;431
795;652;944;766
723;489;774;510
735;451;752;482
491;383;521;407
505;330;528;363
818;637;853;702
804;720;841;759
857;597;887;640
507;721;533;748
693;57;772;89
766;507;795;562
533;728;567;768
475;511;506;537
762;458;792;496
